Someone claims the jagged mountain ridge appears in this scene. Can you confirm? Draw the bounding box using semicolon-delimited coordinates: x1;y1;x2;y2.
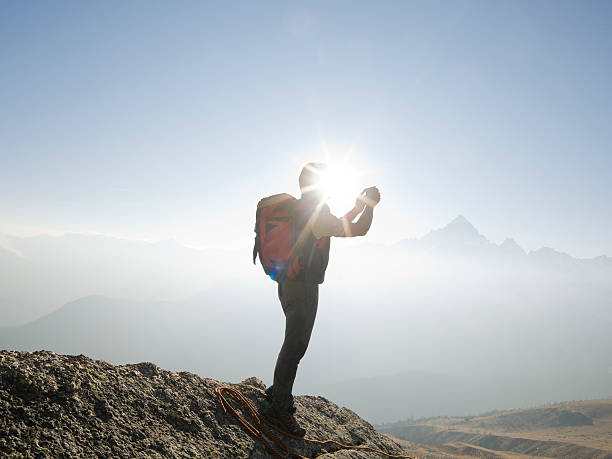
0;350;407;458
395;214;607;262
419;214;490;248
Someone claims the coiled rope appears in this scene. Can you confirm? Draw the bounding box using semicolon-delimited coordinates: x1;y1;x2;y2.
215;385;415;458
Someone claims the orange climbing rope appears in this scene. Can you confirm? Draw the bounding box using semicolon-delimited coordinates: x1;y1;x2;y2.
215;385;416;459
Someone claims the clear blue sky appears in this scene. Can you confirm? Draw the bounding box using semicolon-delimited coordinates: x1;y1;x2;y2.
1;1;611;257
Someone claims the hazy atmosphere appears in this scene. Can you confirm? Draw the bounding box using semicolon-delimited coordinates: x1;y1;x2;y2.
2;0;612;432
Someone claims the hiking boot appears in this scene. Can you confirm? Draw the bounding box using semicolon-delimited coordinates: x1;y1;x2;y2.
264;404;306;437
265;386;296;414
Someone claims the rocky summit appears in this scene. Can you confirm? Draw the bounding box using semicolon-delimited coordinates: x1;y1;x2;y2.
0;350;407;458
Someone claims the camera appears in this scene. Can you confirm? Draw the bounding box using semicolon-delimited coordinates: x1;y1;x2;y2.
362;186;380;206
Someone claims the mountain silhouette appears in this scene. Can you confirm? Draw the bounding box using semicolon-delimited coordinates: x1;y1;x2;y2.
499;237;525;256
419;214;489;249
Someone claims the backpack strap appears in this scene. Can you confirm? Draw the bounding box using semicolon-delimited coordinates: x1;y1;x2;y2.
252;233;259;265
253;208;261;264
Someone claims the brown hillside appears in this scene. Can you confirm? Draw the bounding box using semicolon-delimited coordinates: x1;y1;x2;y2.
379;399;612;459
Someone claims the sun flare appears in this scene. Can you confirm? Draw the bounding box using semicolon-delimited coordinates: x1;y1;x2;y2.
295;144;376;215
317;161;361;214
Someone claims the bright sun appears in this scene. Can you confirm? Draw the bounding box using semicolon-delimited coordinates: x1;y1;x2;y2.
317;161;360;214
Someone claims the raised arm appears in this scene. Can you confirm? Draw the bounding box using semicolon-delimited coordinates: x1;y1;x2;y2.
341;201;365;224
340;205;374;237
312;187;381;239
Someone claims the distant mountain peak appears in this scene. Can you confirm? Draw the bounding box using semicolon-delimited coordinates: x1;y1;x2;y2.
445;214;478;231
499;237;526;255
421;215;489;248
450;214;471;225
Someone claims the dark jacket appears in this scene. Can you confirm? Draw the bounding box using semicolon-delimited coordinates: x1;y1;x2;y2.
292;198;331;284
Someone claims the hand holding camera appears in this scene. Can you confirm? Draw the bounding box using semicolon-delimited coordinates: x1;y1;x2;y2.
357;186;381;209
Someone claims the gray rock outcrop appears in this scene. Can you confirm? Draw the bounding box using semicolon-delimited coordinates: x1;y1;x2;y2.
0;350;407;458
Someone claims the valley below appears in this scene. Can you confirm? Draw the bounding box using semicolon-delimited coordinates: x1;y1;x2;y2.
378;399;612;458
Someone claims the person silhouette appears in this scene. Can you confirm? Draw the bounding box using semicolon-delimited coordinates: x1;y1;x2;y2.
264;162;381;436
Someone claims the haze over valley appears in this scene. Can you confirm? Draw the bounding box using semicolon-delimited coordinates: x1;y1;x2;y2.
2;215;610;423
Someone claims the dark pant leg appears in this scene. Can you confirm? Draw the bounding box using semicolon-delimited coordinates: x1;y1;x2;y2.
271;280;319;409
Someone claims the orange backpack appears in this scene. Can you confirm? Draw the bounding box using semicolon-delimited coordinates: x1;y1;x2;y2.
252;193;305;281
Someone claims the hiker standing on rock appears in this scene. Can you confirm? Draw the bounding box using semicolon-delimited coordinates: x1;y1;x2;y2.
253;162;380;436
